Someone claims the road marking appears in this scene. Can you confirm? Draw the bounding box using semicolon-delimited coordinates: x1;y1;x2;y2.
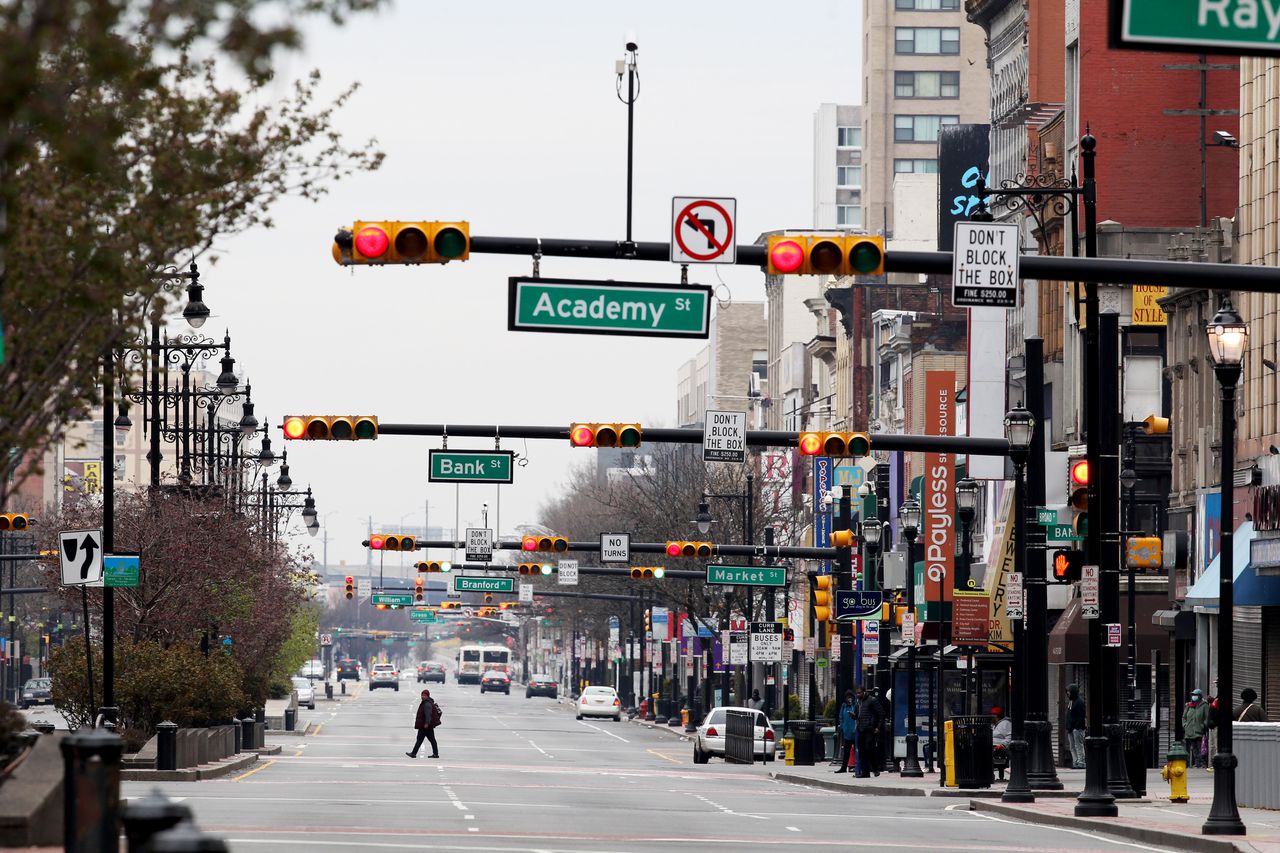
693;793;768;821
967;809;1176;852
944;802;969;811
646;748;682;765
312;723;324;735
231;759;276;781
787;826;801;832
464;815;475;821
578;720;630;743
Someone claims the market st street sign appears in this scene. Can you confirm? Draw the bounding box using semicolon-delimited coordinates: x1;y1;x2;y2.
508;277;712;339
706;565;787;587
1111;0;1280;58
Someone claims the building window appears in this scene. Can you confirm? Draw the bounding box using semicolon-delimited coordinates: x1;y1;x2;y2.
894;158;939;173
896;0;960;8
895;70;959;98
895;27;960;54
837;165;862;188
836;205;863;227
893;114;959;143
837;126;862;148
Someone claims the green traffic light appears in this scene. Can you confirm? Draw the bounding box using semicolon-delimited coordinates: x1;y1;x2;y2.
354;418;377;440
619;426;641;447
849;241;883;274
434;227;468;259
849;434;871;456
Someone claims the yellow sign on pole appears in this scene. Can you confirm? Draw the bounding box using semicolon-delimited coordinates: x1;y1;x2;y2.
1131;285;1169;326
1125;536;1162;569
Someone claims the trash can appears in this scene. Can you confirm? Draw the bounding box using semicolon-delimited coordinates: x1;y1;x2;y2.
951;715;994;789
790;721;816;766
1121;720;1150;797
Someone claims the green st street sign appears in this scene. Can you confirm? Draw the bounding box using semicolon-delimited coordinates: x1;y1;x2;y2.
453;576;515;593
508;277;712;339
706;565;787;587
1047;524;1084;542
429;450;514;484
410;609;438;623
1112;0;1280;58
372;593;413;606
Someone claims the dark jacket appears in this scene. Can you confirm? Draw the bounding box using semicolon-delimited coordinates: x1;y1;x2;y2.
415;698;437;730
1234;701;1268;723
857;694;884;730
1068;696;1086;731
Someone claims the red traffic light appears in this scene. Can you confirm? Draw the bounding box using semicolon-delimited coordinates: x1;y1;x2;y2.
769;239;805;274
369;535;386;550
1070;459;1089;485
354;225;389;258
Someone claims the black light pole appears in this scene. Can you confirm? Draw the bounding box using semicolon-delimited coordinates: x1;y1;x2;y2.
1120;455;1139;717
1202;296;1248;837
1003;406;1035;803
899;499;923;778
955;479;979;716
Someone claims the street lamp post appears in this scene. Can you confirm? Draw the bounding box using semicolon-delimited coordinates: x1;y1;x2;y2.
955;478;979;716
899;499;923;778
1202;296;1248;837
1120;458;1139;717
1003;406;1035;803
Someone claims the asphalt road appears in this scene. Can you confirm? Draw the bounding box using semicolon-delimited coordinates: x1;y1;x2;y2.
124;673;1179;852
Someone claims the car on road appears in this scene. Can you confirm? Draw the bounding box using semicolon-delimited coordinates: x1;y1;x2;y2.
336;659;360;681
576;685;621;721
417;661;446;683
291;676;317;710
479;670;511;694
19;678;52;709
369;663;399;691
298;659;325;680
692;706;775;764
525;673;557;699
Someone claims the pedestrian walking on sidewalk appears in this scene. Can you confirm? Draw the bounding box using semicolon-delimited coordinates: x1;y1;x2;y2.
406;688;441;758
1182;688;1210;768
1066;684;1086;768
1234;688;1268;723
748;689;765;712
856;687;884;778
835;689;859;773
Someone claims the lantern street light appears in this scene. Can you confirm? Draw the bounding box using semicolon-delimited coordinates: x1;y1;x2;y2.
1003;406;1035;803
898;498;923;778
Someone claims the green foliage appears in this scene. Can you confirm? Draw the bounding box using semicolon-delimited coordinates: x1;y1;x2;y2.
787;693;802;719
822;697;838;721
273;607;319;687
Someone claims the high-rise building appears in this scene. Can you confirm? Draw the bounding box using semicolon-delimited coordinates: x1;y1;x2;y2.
813;104;863;229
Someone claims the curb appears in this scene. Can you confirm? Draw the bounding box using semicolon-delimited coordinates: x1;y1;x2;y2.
770;771;926;796
971;800;1242;853
630;718;694;741
121;752;257;782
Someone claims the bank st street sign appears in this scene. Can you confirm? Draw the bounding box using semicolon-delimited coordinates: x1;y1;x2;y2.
1111;0;1280;58
508;277;712;339
429;450;514;484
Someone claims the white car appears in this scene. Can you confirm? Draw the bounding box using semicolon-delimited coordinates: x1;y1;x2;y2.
291;676;316;709
369;663;399;691
693;707;775;764
299;660;325;680
576;686;621;721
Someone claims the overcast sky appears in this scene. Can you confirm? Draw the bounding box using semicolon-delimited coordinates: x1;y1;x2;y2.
205;1;861;573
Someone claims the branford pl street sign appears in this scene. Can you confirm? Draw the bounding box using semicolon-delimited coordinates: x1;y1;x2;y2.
508;277;712;339
1111;0;1280;58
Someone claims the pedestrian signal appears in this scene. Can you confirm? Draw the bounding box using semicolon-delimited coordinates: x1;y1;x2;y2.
665;541;712;558
766;234;885;276
332;220;470;266
344;576;354;600
569;422;642;448
522;535;568;553
1051;549;1085;583
282;415;377;440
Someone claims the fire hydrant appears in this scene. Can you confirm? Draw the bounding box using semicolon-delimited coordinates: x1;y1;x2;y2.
1161;742;1190;803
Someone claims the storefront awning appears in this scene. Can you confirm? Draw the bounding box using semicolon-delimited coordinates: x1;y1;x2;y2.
1185;521;1280;608
1048;592;1168;665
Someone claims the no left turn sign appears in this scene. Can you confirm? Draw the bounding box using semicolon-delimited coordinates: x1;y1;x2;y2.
671;197;736;264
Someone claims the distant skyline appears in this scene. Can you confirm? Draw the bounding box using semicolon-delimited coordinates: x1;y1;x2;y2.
203;1;861;569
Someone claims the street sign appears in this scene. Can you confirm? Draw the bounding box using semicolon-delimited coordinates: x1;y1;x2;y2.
833;459;877;491
519;582;533;603
1106;622;1122;647
804;636;816;662
508;277;712;339
702;410;746;464
901;613;916;647
706;565;786;587
410;608;438;623
834;589;883;621
1081;565;1101;619
372;593;413;606
1047;523;1083;542
1111;0;1280;58
320;633;333;646
829;639;840;662
558;559;579;586
749;622;783;662
103;555;140;588
358;578;372;600
600;534;629;564
59;528;103;586
952;221;1020;308
952;593;991;645
1006;572;1024;620
671;197;737;264
452;576;514;594
429;450;514;484
465;528;493;562
1037;508;1058;525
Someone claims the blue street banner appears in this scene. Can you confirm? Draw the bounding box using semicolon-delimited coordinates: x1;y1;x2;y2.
814;456;833;574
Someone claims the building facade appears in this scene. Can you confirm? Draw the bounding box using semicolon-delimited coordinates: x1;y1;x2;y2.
813;103;864;230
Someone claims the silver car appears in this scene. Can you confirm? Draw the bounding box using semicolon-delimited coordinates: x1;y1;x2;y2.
291;676;316;710
20;677;52;709
575;685;621;721
693;706;775;763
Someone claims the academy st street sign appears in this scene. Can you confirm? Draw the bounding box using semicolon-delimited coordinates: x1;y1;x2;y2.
1111;0;1280;57
508;277;712;339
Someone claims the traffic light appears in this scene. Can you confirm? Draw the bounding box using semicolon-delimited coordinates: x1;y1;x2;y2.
645;609;652;633
0;513;29;531
783;627;795;643
282;415;378;441
1068;456;1089;540
415;560;452;573
499;601;518;610
344;576;354;600
1051;549;1085;583
569;423;642;448
522;535;568;553
628;567;666;580
831;529;856;548
484;593;494;603
382;534;416;552
812;575;833;622
665;541;712;558
439;601;461;610
375;603;388;610
414;576;425;603
766;234;885;276
332;220;470;266
1143;415;1170;435
798;431;871;457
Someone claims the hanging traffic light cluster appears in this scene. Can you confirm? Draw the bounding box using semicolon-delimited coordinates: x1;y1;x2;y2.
522;535;568;553
569;423;642;448
333;220;470;266
518;563;553;575
628;567;667;580
344;576;355;600
282;415;378;441
414;576;425;602
665;541;712;558
798;431;871;457
370;534;416;551
812;575;834;622
439;601;462;610
766;234;885;277
415;560;452;573
0;513;30;531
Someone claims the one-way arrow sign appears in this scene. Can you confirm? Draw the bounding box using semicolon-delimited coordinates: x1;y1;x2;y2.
60;528;104;586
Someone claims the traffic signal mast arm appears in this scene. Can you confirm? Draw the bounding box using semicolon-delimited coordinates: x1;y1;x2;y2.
364;538;843;561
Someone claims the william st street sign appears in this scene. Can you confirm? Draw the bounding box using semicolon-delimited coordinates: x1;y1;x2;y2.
508;277;712;339
1111;0;1280;58
429;450;514;484
371;593;413;606
706;565;787;587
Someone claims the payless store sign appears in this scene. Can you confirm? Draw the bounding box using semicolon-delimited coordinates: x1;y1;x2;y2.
924;371;956;605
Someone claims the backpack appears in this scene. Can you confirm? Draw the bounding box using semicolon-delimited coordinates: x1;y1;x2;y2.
431;702;443;727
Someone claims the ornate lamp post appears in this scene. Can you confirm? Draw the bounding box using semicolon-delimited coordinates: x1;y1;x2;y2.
1003;406;1035;803
955;478;979;715
899;498;923;778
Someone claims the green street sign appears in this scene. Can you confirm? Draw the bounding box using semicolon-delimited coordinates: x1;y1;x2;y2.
410;609;438;623
1047;524;1083;542
429;450;514;484
509;277;712;339
372;593;413;606
453;576;515;593
1037;508;1058;525
706;565;787;587
104;555;140;588
1113;0;1280;58
816;657;829;669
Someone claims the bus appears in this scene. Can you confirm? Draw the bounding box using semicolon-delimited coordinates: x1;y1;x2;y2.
456;644;511;684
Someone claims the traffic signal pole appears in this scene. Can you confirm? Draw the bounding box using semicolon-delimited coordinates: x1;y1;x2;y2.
835;485;854;722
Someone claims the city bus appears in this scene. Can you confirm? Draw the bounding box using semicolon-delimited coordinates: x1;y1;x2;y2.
456;644;511;684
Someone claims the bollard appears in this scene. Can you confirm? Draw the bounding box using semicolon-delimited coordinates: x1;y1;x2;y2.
148;819;229;852
325;682;333;700
284;707;296;732
341;681;346;695
61;726;124;853
254;706;265;725
122;787;192;853
156;721;179;771
240;717;256;751
232;718;242;754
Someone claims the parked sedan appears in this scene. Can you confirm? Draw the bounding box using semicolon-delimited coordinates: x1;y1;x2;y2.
693;706;775;764
525;674;557;699
19;678;52;709
576;686;621;721
479;670;511;695
291;676;317;710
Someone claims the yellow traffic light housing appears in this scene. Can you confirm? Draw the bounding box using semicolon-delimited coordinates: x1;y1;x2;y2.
797;431;871;457
0;513;29;531
813;575;833;622
414;576;425;603
282;415;378;441
1143;415;1170;435
569;423;643;448
766;234;885;276
628;567;665;579
416;560;451;573
344;576;354;600
333;220;471;266
383;535;416;552
521;535;568;553
831;529;856;548
665;541;712;558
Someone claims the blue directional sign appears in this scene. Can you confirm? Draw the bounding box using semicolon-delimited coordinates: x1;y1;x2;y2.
835;589;883;621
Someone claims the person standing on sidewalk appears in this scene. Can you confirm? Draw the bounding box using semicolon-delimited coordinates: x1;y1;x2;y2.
1235;688;1268;722
835;689;859;774
406;688;440;758
1182;688;1210;768
1066;684;1086;769
856;687;883;777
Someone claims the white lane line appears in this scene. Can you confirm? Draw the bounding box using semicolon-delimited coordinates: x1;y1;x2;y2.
527;739;551;758
578;720;630;743
786;826;801;832
693;793;769;821
967;809;1176;852
943;802;969;811
169;797;187;803
464;814;475;821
